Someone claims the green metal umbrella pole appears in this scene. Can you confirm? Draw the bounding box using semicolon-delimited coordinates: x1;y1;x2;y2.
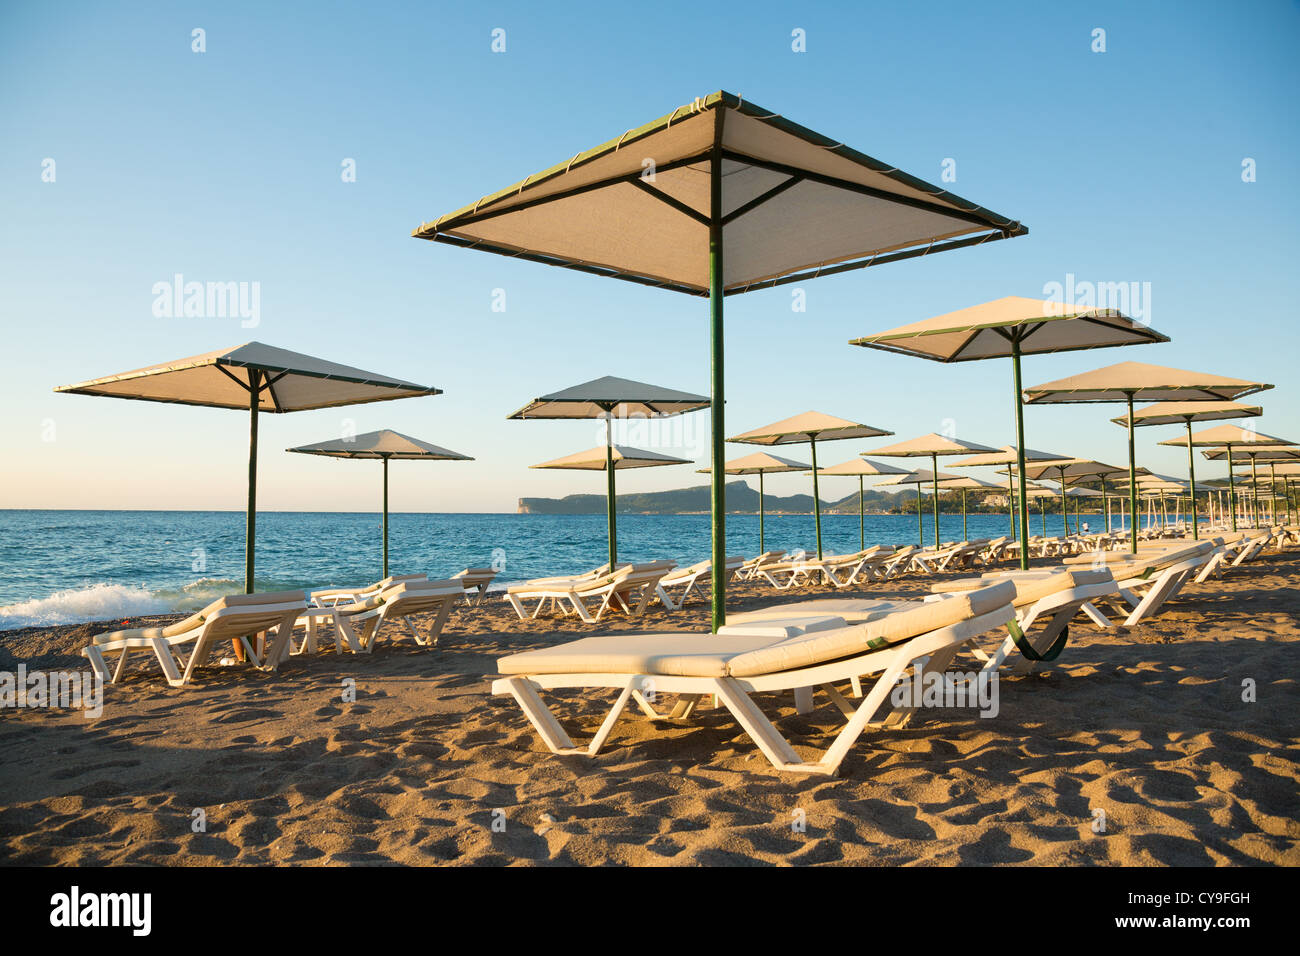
709;151;725;630
809;437;822;558
605;417;617;569
381;456;389;578
759;471;765;553
859;476;866;551
245;370;260;592
1011;340;1031;568
287;430;473;579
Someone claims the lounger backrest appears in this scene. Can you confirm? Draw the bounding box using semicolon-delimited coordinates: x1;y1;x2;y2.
379;579;463;613
161;590;308;637
725;580;1015;677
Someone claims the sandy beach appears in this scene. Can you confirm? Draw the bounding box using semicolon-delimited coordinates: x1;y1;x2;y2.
1;549;1296;867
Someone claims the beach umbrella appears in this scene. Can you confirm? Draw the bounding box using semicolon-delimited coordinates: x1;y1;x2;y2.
810;458;910;550
925;474;1004;541
862;433;999;548
1003;459;1129;537
531;445;692;563
508;376;708;571
1111;400;1262;539
1198;433;1299;529
728;412;892;560
874;468;963;546
948;445;1071;539
696;451;809;553
54;342;441;592
1160;424;1294;531
413;91;1026;631
1024;362;1272;553
850;296;1169;569
286;430;472;578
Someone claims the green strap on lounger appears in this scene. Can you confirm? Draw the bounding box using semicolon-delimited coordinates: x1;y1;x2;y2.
1007;618;1069;663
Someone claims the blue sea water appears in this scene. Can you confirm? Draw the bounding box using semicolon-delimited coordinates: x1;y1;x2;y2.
0;508;1128;629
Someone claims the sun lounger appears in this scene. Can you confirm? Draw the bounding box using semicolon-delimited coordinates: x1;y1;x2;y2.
506;562;675;623
83;590;308;687
492;580;1016;775
296;578;463;653
1066;541;1215;626
452;567;499;605
929;568;1118;673
655;556;745;610
310;574;426;607
737;551;786;580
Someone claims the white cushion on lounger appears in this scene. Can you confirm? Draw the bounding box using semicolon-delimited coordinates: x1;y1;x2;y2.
94;589;307;644
930;568;1113;607
496;580;1015;679
725;598;901;626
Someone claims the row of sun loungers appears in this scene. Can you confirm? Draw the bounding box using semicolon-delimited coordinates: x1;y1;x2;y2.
83;529;1284;774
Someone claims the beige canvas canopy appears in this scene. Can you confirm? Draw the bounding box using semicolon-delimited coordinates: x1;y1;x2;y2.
1025;362;1273;551
810;458;910;551
55;342;442;592
850;298;1169;568
287;430;472;577
532;446;691;470
1004;459;1128;536
1116;400;1263;539
697;451;809;553
414;92;1024;296
415;90;1026;631
511;376;707;570
730;411;893;558
864;433;999;547
508;375;709;419
850;296;1166;362
54;341;441;412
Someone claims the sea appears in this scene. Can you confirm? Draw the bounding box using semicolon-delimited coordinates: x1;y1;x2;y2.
0;509;1133;630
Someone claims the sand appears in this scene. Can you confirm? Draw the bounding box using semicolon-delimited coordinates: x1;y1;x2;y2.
1;550;1297;866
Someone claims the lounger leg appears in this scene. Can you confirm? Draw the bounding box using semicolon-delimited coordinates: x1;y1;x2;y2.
709;679;809;771
1080;601;1111;628
568;595;597;624
849;676;863;698
655;584;679;612
792;686;814;715
500;677;583;755
152;637;187;688
506;593;528;620
112;646;132;683
667;694;703;719
420;600;455;647
82;646;112;684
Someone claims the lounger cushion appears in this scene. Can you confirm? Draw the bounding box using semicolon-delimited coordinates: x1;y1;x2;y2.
724;598;901;627
95;589;307;644
725;580;1014;677
496;580;1015;679
930;569;1114;606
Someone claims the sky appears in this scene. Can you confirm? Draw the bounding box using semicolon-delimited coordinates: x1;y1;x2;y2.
1;0;1297;513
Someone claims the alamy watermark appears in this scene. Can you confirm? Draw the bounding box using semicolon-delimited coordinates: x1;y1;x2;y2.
1;665;103;719
1042;272;1151;325
152;273;260;328
891;668;999;718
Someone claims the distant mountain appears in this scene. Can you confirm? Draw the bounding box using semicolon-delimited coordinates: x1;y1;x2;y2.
518;480;1081;515
518;480;908;515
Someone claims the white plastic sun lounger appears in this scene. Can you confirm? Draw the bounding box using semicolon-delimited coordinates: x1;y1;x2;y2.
505;562;676;624
654;556;745;610
1064;541;1216;626
310;574;426;607
492;580;1017;776
452;567;499;605
737;551;786;580
83;590;308;688
929;568;1118;673
295;578;463;653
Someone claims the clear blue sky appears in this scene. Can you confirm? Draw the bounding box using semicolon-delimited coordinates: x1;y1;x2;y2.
2;1;1296;512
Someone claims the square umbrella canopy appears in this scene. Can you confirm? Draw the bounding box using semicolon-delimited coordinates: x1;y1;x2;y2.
728;411;893;560
697;451;809;554
1115;401;1263;539
55;342;442;592
509;376;708;570
414;91;1027;631
948;444;1072;540
860;433;999;547
811;457;910;551
286;429;473;578
532;445;692;567
849;297;1169;569
1024;362;1273;552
